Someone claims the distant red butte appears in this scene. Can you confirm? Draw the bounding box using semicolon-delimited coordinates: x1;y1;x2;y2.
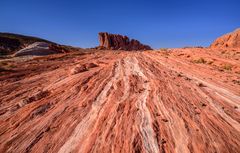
210;28;240;48
97;32;152;51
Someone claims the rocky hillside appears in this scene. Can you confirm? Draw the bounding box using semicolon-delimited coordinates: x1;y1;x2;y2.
97;32;152;50
211;28;240;48
0;33;54;55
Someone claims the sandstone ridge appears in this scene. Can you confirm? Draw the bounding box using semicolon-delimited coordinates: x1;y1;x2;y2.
210;28;240;48
98;32;152;51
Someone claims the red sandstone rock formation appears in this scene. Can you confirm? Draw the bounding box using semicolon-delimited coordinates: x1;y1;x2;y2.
98;32;152;50
211;28;240;48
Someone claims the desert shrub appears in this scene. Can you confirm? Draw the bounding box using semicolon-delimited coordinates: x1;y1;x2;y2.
221;50;227;54
0;61;16;69
207;61;214;65
232;80;240;85
0;61;8;66
159;48;168;51
192;57;207;64
222;64;232;71
183;46;204;49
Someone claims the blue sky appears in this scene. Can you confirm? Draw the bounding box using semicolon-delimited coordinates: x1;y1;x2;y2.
1;0;239;49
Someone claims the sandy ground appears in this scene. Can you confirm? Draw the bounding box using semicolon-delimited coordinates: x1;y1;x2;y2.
0;48;239;153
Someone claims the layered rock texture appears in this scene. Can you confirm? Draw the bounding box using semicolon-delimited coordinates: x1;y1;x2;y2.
0;48;240;153
14;42;59;56
13;42;73;57
211;28;240;48
0;33;53;55
98;32;152;50
0;33;82;56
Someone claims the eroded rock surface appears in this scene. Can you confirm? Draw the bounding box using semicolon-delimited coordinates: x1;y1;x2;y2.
0;49;240;153
211;28;240;48
98;32;152;50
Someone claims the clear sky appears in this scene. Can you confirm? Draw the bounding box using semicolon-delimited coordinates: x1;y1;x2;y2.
1;0;239;49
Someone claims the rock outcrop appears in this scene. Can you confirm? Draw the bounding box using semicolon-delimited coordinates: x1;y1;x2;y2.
14;42;66;56
98;32;152;50
210;28;240;48
0;33;53;55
